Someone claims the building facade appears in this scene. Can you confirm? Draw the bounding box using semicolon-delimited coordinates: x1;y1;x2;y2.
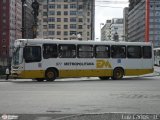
23;0;35;39
101;20;111;41
123;7;129;41
0;0;22;66
100;18;124;41
128;0;160;47
0;0;34;66
110;18;124;41
37;0;95;40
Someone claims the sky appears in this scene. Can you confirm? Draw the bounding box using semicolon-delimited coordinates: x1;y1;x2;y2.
95;0;129;40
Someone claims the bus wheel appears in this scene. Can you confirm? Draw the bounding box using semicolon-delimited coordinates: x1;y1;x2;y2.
99;77;110;80
36;78;44;82
45;69;57;81
112;68;124;80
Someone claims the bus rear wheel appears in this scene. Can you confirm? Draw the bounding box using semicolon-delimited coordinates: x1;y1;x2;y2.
111;68;124;80
99;77;110;80
45;69;57;81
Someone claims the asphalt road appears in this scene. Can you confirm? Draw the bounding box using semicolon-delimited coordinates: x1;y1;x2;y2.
0;72;160;119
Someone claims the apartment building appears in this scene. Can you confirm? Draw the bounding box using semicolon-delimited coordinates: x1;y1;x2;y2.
37;0;95;40
101;20;111;41
0;0;34;66
128;0;160;47
0;0;22;66
123;7;129;41
100;18;124;41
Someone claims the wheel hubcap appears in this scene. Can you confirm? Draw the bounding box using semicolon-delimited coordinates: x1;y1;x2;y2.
47;72;54;78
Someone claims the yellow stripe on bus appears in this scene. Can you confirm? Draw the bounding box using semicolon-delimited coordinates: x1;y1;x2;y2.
15;68;153;79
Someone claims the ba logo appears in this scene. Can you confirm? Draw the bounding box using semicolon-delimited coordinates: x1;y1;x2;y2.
96;60;112;68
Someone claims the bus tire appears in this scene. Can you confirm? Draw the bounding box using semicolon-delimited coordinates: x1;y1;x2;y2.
99;77;110;80
111;68;124;80
45;68;57;81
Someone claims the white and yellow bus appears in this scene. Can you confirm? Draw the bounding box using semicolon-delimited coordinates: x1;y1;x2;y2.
154;47;160;66
11;39;154;81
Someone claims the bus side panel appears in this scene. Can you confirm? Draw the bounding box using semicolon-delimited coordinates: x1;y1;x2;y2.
59;69;113;78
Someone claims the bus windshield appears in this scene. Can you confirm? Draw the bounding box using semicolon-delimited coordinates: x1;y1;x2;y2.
12;47;23;65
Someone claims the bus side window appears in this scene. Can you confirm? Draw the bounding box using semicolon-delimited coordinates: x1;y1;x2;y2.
95;45;110;58
127;46;141;58
24;46;41;63
43;44;58;59
78;45;93;58
58;44;76;58
143;46;152;58
111;45;126;58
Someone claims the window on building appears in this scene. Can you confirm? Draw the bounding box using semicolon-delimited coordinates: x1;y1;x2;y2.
87;32;89;36
57;11;61;15
78;25;83;29
87;12;90;16
70;31;76;35
87;25;90;29
48;11;55;15
64;11;68;15
77;11;83;15
48;31;55;35
70;11;77;15
48;17;55;22
57;4;61;8
57;31;61;35
87;18;90;22
70;24;76;29
43;12;47;16
64;5;68;9
70;17;76;22
64;25;68;29
57;18;61;22
57;25;61;29
78;5;83;9
64;31;68;36
79;18;83;22
70;4;77;9
49;24;55;29
64;18;68;22
49;4;55;9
